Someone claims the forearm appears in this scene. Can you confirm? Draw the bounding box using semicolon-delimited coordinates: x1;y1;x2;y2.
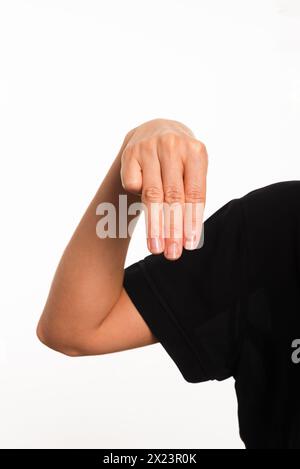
37;130;140;351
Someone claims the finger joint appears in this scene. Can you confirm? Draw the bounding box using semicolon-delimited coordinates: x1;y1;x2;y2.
164;186;184;204
143;186;163;203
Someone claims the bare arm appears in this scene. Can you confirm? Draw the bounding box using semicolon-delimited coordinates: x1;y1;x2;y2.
37;119;208;356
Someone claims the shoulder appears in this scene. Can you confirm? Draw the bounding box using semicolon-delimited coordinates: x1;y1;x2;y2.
240;180;300;223
241;180;300;206
237;181;300;273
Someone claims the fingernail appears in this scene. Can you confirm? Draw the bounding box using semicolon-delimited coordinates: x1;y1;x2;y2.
150;237;162;253
167;242;178;259
184;235;198;250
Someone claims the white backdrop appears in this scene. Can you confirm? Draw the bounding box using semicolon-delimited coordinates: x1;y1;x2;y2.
0;0;299;449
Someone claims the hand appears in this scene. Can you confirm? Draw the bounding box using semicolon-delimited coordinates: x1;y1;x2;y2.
120;118;208;260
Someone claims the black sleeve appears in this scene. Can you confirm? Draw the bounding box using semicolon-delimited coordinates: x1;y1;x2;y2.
123;198;246;383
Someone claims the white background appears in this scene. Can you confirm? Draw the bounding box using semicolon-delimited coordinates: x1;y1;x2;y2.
0;0;299;449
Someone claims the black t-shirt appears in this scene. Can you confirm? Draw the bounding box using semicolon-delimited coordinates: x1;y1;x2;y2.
123;180;300;449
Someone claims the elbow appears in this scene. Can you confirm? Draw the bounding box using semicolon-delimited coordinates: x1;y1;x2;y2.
36;319;88;357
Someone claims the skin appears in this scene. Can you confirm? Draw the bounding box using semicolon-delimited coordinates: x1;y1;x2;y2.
37;118;208;356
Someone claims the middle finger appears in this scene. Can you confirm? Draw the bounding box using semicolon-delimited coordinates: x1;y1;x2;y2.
160;157;185;260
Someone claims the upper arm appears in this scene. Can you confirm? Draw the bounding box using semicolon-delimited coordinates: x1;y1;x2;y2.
38;195;244;386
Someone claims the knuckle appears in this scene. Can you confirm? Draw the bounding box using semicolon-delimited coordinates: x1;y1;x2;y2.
140;137;156;152
188;140;208;168
159;132;179;148
185;185;205;203
143;186;163;202
189;138;207;155
164;185;184;204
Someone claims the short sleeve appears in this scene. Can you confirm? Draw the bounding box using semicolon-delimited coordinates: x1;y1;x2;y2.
123;198;246;383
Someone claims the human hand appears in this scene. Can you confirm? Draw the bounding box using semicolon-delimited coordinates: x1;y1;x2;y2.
121;118;208;260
